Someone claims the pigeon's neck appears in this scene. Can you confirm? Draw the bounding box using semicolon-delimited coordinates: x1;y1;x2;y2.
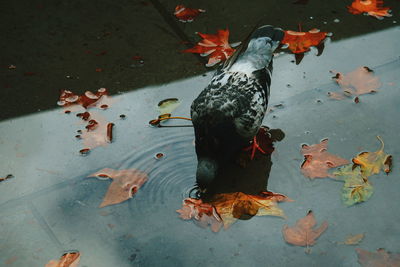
229;37;276;75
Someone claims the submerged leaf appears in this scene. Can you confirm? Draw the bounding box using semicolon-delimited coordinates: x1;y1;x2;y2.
282;211;328;248
183;29;237;67
281;28;330;64
300;139;349;179
176;198;223;232
88;168;148;208
352;136;392;177
209;192;286;229
348;0;392;19
174;5;205;22
329;66;381;101
45;252;80;267
356;248;400;267
334;165;374;206
338;233;365;245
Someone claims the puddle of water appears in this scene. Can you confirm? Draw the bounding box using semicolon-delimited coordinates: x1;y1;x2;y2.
0;37;399;266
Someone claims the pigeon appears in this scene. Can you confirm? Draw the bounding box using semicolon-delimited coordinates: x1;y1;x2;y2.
191;25;284;190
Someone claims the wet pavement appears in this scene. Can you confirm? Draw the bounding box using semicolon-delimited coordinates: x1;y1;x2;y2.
1;1;400;266
1;0;399;121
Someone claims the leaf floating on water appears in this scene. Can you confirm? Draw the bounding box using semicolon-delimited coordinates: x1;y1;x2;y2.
88;168;148;208
158;98;180;115
356;248;400;267
174;5;205;22
300;139;349;179
329;66;381;101
352;136;392;177
176;198;223;232
45;251;80;267
281;28;330;64
334;165;374;206
0;174;14;182
348;0;392;19
209;192;287;229
183;29;238;67
282;211;328;251
338;233;365;245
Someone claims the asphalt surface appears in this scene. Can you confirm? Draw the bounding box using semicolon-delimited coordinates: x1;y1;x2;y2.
1;0;399;121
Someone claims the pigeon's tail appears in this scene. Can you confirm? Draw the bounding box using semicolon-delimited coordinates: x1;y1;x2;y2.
227;25;284;73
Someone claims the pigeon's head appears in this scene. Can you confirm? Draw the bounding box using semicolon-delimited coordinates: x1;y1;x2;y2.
196;158;218;192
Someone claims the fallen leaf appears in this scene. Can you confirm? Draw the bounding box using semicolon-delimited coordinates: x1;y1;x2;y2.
300;139;349;179
158;98;180;115
334;165;374;206
88;168;148;208
57;88;108;109
352;136;392;177
209;192;286;229
45;251;80;267
348;0;392;19
176;198;223;232
183;29;238;67
174;5;205;22
0;174;14;182
338;233;365;245
356;248;400;267
281;28;330;64
333;164;374;206
282;211;328;249
329;66;381;101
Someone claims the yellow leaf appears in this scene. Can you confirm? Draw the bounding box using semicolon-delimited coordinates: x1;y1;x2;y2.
339;233;365;245
352;136;392;177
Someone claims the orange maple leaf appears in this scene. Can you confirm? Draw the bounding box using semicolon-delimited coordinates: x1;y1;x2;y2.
210;191;287;229
45;252;80;267
183;29;238;67
348;0;392;19
300;139;349;179
282;211;328;251
88;168;148;208
174;5;205;22
281;28;330;64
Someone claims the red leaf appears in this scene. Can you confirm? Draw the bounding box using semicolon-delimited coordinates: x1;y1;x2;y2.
281;28;330;64
348;0;392;19
183;29;237;67
57;88;108;109
174;5;205;22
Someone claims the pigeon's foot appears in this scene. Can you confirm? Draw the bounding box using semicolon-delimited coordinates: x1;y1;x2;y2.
243;136;266;160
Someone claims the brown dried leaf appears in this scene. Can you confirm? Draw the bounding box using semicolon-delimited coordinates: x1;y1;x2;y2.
282;211;328;247
88;168;148;208
356;248;400;267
